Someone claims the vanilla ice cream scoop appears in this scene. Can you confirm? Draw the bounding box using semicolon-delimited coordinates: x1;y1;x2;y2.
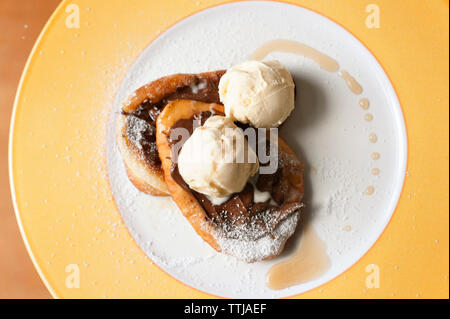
218;60;295;128
177;115;259;198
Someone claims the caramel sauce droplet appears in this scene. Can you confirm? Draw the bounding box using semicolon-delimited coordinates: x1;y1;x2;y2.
359;98;370;110
365;113;373;122
339;70;363;95
365;186;375;195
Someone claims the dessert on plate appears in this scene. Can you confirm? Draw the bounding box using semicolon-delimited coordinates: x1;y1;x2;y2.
117;60;304;262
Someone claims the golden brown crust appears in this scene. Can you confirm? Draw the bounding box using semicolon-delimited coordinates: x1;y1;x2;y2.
122;71;225;113
117;71;225;196
156;100;304;259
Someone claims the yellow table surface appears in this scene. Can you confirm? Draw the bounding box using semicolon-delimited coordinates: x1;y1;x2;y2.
10;0;449;298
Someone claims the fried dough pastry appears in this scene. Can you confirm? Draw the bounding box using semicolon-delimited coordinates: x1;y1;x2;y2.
156;100;304;262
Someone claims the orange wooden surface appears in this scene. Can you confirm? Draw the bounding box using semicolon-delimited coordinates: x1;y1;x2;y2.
0;0;61;299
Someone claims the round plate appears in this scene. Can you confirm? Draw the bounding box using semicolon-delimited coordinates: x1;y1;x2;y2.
10;0;449;298
107;1;406;298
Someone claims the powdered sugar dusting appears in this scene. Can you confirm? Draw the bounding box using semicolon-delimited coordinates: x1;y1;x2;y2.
190;80;207;94
125;116;151;150
217;212;300;263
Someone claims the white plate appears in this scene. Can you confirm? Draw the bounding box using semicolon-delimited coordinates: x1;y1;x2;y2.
106;1;407;298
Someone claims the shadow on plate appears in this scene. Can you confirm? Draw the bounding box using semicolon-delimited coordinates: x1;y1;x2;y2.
276;74;329;259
